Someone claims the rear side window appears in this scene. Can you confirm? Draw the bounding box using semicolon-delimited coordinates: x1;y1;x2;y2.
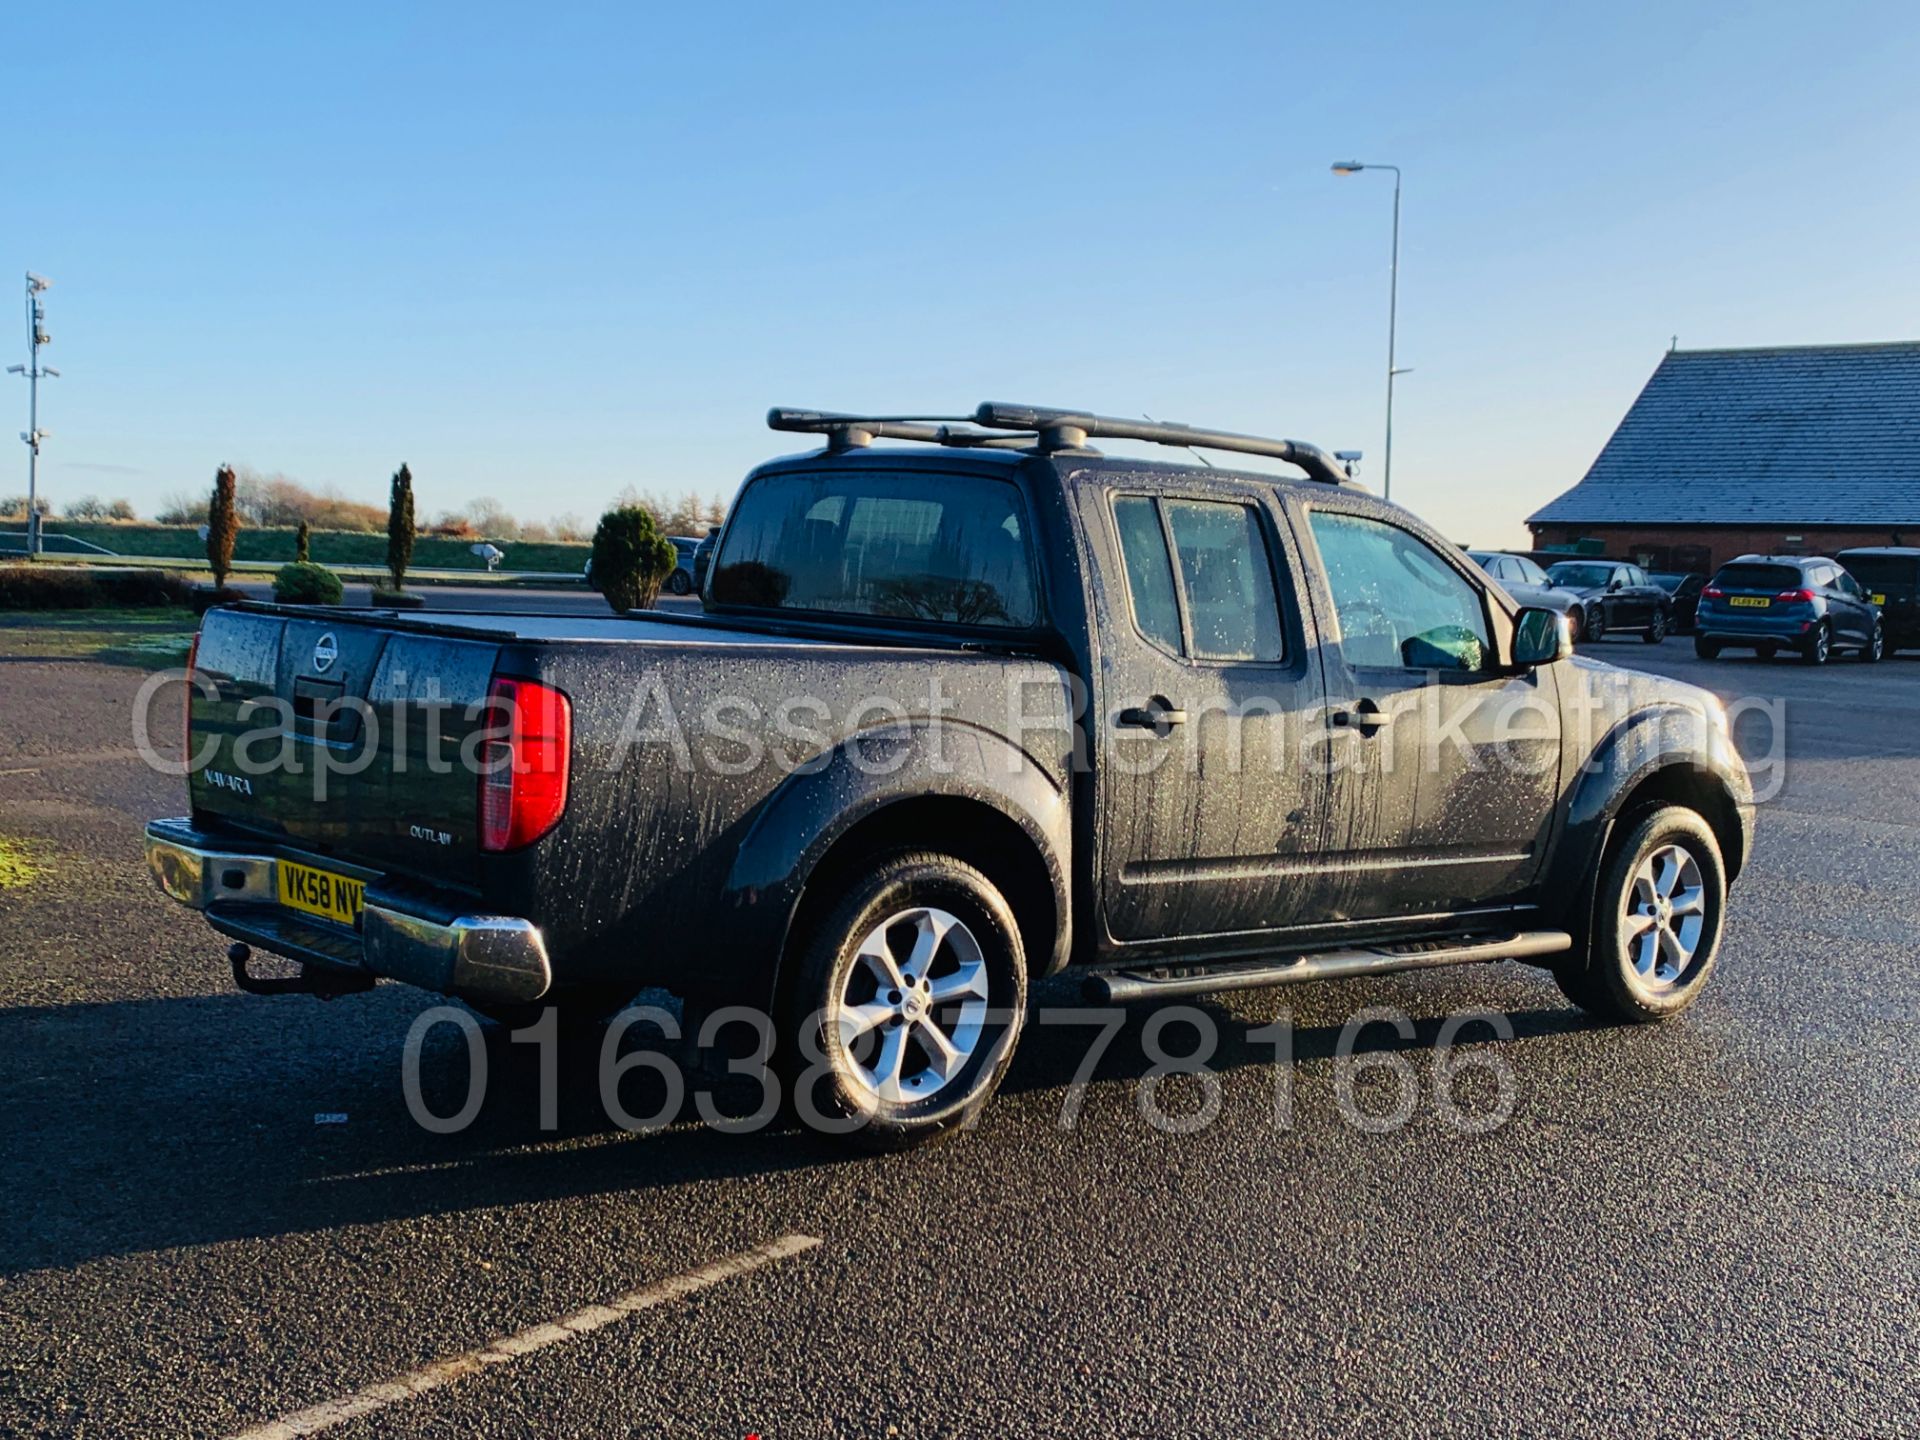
1842;554;1920;596
711;470;1037;626
1113;497;1184;653
1712;563;1801;592
1110;495;1286;662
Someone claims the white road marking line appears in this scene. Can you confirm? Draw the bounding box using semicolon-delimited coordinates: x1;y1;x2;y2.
225;1232;822;1440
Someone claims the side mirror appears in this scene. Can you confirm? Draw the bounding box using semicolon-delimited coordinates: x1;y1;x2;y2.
1512;606;1573;667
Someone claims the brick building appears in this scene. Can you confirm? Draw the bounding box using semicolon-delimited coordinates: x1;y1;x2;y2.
1529;341;1920;574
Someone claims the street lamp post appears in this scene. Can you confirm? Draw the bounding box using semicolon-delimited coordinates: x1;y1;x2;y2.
8;273;58;557
1331;162;1403;501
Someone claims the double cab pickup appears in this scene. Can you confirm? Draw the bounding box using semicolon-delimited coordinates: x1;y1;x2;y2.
148;404;1753;1147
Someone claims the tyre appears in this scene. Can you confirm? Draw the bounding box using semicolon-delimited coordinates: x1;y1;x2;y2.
1642;610;1668;644
1584;606;1606;644
1555;805;1727;1023
1859;622;1885;663
1801;622;1831;665
667;568;694;596
778;850;1027;1150
1566;607;1584;644
1693;636;1721;660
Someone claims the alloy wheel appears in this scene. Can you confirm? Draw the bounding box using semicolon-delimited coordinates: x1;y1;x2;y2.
835;905;991;1103
1622;844;1707;991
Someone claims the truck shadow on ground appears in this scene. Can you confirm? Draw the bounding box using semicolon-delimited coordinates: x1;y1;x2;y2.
1;971;1603;1277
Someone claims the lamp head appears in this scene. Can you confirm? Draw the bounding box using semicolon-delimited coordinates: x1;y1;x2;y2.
1330;161;1364;175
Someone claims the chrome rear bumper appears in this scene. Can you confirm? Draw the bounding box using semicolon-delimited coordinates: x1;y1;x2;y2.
143;818;550;1003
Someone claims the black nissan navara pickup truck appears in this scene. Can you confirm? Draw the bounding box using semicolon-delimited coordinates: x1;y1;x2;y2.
148;403;1754;1147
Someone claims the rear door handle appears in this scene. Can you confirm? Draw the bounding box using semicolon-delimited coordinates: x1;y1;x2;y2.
1332;699;1392;734
1117;696;1188;734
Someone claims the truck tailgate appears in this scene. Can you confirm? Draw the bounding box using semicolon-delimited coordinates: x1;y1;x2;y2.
188;607;500;887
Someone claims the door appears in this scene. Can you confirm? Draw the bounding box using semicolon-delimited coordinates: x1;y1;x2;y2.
1633;566;1670;629
1608;565;1649;629
1821;564;1873;644
1085;479;1331;945
1297;504;1563;921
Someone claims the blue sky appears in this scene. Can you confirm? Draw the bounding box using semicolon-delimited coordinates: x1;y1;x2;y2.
14;0;1920;544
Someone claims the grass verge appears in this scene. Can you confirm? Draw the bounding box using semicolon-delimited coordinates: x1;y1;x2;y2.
0;607;199;667
0;837;49;890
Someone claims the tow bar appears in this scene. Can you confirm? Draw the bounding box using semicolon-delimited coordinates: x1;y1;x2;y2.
228;943;375;1000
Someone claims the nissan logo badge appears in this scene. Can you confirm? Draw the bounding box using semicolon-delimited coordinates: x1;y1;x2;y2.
312;632;339;674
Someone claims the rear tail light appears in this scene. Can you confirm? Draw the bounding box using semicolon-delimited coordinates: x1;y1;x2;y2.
1701;586;1724;599
479;677;572;852
1776;588;1816;603
183;632;201;761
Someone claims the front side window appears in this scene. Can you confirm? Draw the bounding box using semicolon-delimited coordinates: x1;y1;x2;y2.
710;470;1037;627
1513;556;1550;585
1109;495;1286;662
1309;510;1492;672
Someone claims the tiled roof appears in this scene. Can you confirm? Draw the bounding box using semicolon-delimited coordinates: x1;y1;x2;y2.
1529;342;1920;526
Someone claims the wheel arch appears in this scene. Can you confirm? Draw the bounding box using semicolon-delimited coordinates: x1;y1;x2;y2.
1542;704;1754;952
781;796;1063;998
714;723;1071;1014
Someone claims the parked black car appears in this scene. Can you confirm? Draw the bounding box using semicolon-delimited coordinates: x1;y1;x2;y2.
1466;550;1580;635
1544;559;1673;644
1651;571;1707;633
1837;547;1920;654
147;403;1753;1148
1695;555;1884;664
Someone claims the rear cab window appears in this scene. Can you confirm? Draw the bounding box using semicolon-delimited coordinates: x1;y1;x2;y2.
710;469;1039;627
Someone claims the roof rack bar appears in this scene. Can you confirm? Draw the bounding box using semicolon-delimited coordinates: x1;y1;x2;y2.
768;408;1036;453
973;403;1355;486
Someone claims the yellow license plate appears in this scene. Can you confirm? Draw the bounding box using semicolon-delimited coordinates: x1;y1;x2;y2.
1729;596;1771;608
1872;593;1886;606
277;860;365;927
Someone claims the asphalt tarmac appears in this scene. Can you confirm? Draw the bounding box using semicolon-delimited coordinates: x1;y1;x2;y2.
1;633;1913;1438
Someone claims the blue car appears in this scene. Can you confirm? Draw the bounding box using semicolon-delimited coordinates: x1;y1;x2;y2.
1693;555;1884;664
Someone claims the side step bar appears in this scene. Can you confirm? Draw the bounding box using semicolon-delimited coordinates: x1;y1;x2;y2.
1082;930;1572;1005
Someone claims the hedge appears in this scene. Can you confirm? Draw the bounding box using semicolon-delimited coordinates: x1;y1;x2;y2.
0;564;198;610
271;562;345;605
0;522;591;574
